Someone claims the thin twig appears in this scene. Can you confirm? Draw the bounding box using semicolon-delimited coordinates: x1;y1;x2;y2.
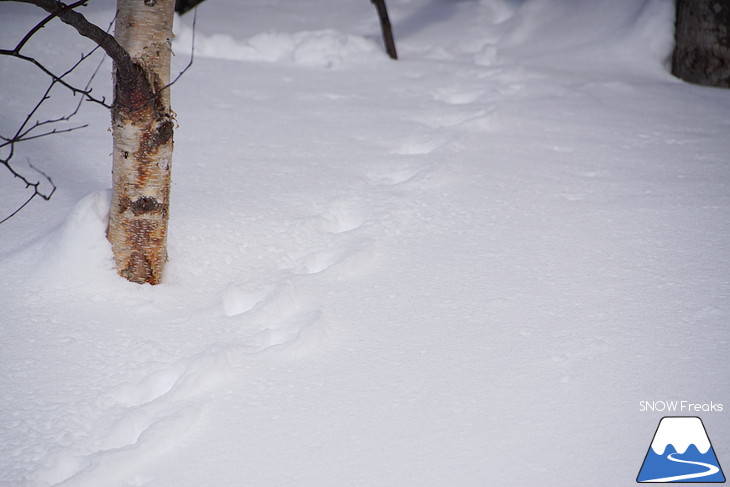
165;6;197;89
28;161;56;200
0;1;194;224
0;160;57;225
0;193;37;225
10;0;90;54
10;47;102;145
0;0;107;224
12;124;89;144
2;50;110;107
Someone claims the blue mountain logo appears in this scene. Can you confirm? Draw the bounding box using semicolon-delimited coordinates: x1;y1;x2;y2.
637;416;725;483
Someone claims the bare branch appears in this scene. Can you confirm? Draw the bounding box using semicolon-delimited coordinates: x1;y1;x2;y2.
0;1;194;224
12;124;89;145
9;48;106;147
8;0;90;54
0;162;56;225
7;0;134;70
0;193;38;225
0;0;111;223
11;10;60;53
0;0;119;106
165;6;197;90
1;44;108;155
0;49;110;108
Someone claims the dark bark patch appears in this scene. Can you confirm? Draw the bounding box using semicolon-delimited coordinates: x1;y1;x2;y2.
118;196;132;214
114;62;153;112
131;196;163;215
131;118;173;184
141;119;174;154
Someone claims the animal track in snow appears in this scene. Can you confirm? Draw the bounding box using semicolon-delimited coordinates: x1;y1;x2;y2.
34;406;200;487
414;108;496;130
473;44;499;66
221;283;276;317
293;249;339;275
431;87;486;105
366;162;433;186
105;352;232;410
251;309;326;354
36;351;231;486
389;136;448;155
460;108;499;132
99;403;199;452
318;198;371;234
294;240;375;277
105;367;184;408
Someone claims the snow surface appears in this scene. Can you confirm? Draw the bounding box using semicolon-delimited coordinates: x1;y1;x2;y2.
1;0;729;485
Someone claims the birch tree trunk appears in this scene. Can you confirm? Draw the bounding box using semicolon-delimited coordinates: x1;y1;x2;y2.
108;0;175;284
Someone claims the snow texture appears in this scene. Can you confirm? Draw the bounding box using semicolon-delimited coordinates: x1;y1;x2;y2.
1;0;729;485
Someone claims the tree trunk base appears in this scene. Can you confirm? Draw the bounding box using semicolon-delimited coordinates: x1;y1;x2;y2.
672;0;730;88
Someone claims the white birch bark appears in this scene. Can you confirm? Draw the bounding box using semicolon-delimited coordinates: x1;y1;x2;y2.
108;0;175;284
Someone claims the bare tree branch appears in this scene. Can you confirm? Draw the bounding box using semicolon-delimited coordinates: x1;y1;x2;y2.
0;0;196;224
0;1;111;223
0;162;56;225
0;49;110;107
4;0;134;70
0;0;154;114
7;47;107;149
9;0;89;53
165;6;197;90
0;0;114;107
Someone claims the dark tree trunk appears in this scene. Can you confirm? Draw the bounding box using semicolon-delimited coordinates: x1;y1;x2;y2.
372;0;398;60
175;0;206;15
672;0;730;88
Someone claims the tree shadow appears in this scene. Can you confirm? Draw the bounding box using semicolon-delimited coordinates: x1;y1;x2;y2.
393;0;475;39
393;0;529;39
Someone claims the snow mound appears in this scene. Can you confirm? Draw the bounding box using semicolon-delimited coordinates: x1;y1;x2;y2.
174;21;380;68
494;0;675;72
12;190;120;292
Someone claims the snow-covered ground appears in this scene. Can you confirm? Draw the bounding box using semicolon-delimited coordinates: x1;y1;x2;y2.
1;0;729;485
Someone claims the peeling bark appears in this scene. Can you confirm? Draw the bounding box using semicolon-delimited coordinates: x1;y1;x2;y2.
107;0;175;284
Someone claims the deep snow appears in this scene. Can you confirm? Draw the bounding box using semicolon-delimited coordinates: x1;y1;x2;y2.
1;0;729;485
